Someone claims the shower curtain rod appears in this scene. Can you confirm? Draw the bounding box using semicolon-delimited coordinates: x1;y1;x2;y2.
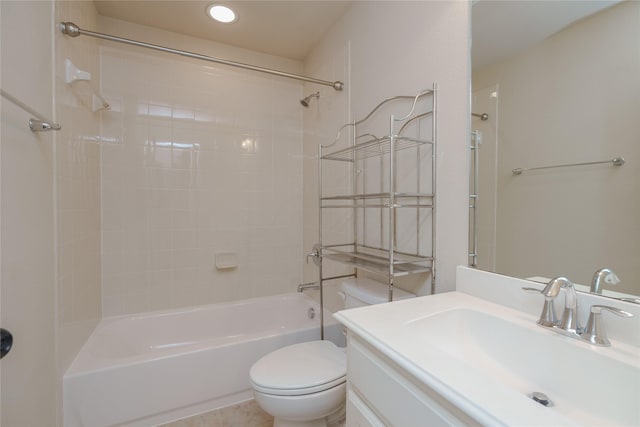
60;22;344;91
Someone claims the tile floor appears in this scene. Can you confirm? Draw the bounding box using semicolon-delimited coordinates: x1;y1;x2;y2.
161;399;273;427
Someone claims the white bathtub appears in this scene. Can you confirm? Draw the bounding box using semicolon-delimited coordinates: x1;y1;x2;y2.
63;293;343;427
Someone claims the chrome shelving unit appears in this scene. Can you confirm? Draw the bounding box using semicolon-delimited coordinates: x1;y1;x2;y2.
317;86;437;312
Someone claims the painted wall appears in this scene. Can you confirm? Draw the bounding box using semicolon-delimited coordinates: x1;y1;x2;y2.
473;1;640;291
303;1;471;296
2;1;104;424
97;17;305;316
1;2;57;425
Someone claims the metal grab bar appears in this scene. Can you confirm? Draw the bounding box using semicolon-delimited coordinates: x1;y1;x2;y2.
0;89;61;132
512;157;625;175
469;130;480;267
59;22;344;91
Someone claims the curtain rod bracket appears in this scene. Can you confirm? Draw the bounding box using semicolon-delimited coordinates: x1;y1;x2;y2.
60;22;80;37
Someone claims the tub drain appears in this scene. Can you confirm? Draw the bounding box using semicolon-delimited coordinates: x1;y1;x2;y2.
529;392;553;407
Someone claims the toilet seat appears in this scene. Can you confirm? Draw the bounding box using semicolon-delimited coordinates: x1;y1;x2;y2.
250;340;346;397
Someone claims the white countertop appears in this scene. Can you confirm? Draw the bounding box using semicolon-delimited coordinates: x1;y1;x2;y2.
334;288;640;426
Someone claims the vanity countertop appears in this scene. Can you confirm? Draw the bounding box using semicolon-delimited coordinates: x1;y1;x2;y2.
335;288;640;427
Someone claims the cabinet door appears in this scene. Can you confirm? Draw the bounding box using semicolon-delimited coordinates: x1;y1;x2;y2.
347;389;386;427
348;336;478;427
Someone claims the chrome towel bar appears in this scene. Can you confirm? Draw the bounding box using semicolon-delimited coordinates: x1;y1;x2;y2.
0;89;61;132
512;157;625;175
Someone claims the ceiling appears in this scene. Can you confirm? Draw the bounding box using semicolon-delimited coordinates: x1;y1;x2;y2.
94;1;352;61
472;0;621;69
95;1;620;67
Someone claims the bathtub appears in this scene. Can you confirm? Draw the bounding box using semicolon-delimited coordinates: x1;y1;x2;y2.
63;293;343;427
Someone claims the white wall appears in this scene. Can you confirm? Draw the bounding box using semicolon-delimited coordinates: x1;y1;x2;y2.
97;17;305;316
2;1;104;424
1;2;57;425
473;1;640;291
303;1;471;296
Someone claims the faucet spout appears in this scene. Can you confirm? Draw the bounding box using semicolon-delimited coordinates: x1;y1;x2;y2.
541;277;580;333
541;276;571;299
590;268;621;294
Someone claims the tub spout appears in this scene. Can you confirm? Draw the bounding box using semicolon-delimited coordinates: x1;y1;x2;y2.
298;282;319;292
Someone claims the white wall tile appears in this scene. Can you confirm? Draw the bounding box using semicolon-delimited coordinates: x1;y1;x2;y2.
99;24;303;315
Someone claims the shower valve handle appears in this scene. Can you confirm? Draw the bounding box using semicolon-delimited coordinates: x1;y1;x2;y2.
306;244;321;267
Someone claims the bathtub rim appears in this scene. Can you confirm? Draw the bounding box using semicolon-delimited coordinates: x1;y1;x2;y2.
65;292;336;377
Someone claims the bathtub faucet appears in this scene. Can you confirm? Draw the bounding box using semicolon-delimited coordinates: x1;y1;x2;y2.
298;282;319;292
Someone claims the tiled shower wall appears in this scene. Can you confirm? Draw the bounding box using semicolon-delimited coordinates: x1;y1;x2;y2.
100;44;304;316
55;0;103;389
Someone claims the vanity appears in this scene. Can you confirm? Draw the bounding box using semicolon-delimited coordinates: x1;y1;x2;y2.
334;267;640;426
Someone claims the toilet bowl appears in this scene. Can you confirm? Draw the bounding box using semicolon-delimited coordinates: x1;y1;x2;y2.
250;340;346;427
249;278;415;426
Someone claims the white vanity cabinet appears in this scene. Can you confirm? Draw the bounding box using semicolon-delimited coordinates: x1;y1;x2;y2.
345;333;478;427
336;269;640;427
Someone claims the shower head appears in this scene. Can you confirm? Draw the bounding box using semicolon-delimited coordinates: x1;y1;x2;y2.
300;91;320;107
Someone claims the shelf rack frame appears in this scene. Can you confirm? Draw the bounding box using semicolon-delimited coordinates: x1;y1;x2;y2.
317;86;437;338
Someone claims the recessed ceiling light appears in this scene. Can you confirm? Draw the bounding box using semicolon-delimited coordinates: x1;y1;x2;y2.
207;4;238;24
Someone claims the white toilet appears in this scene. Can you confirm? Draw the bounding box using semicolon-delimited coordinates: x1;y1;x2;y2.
249;278;415;427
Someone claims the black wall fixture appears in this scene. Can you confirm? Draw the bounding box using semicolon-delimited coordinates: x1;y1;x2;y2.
1;328;13;359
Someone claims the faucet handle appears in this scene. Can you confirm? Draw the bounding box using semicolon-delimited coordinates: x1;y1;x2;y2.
306;244;321;267
580;305;634;346
522;287;558;327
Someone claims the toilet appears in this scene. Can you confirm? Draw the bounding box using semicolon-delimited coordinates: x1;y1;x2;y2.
249;278;415;427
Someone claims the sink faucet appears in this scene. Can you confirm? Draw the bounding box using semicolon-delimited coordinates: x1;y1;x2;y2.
540;276;580;334
525;276;634;347
590;268;621;294
580;305;633;346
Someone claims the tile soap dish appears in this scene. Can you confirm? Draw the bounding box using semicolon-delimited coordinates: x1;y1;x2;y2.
215;252;238;270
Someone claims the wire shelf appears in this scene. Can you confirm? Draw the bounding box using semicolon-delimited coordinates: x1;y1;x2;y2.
321;245;432;277
321;192;433;201
321;135;433;162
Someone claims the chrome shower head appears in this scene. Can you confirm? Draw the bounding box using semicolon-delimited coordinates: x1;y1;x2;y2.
300;91;320;107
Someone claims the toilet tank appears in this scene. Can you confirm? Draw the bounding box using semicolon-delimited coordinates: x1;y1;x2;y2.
341;278;415;309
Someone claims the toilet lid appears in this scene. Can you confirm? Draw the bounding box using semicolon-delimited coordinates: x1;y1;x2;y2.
250;340;346;396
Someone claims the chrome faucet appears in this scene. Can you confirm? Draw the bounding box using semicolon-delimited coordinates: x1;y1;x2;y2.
580;305;633;346
540;276;580;334
524;276;634;347
590;268;621;294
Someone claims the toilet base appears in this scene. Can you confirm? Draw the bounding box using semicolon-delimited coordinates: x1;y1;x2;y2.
273;418;327;427
272;403;345;427
254;382;346;426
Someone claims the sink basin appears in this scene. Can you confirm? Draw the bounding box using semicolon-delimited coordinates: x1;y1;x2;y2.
403;308;640;426
335;291;640;426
